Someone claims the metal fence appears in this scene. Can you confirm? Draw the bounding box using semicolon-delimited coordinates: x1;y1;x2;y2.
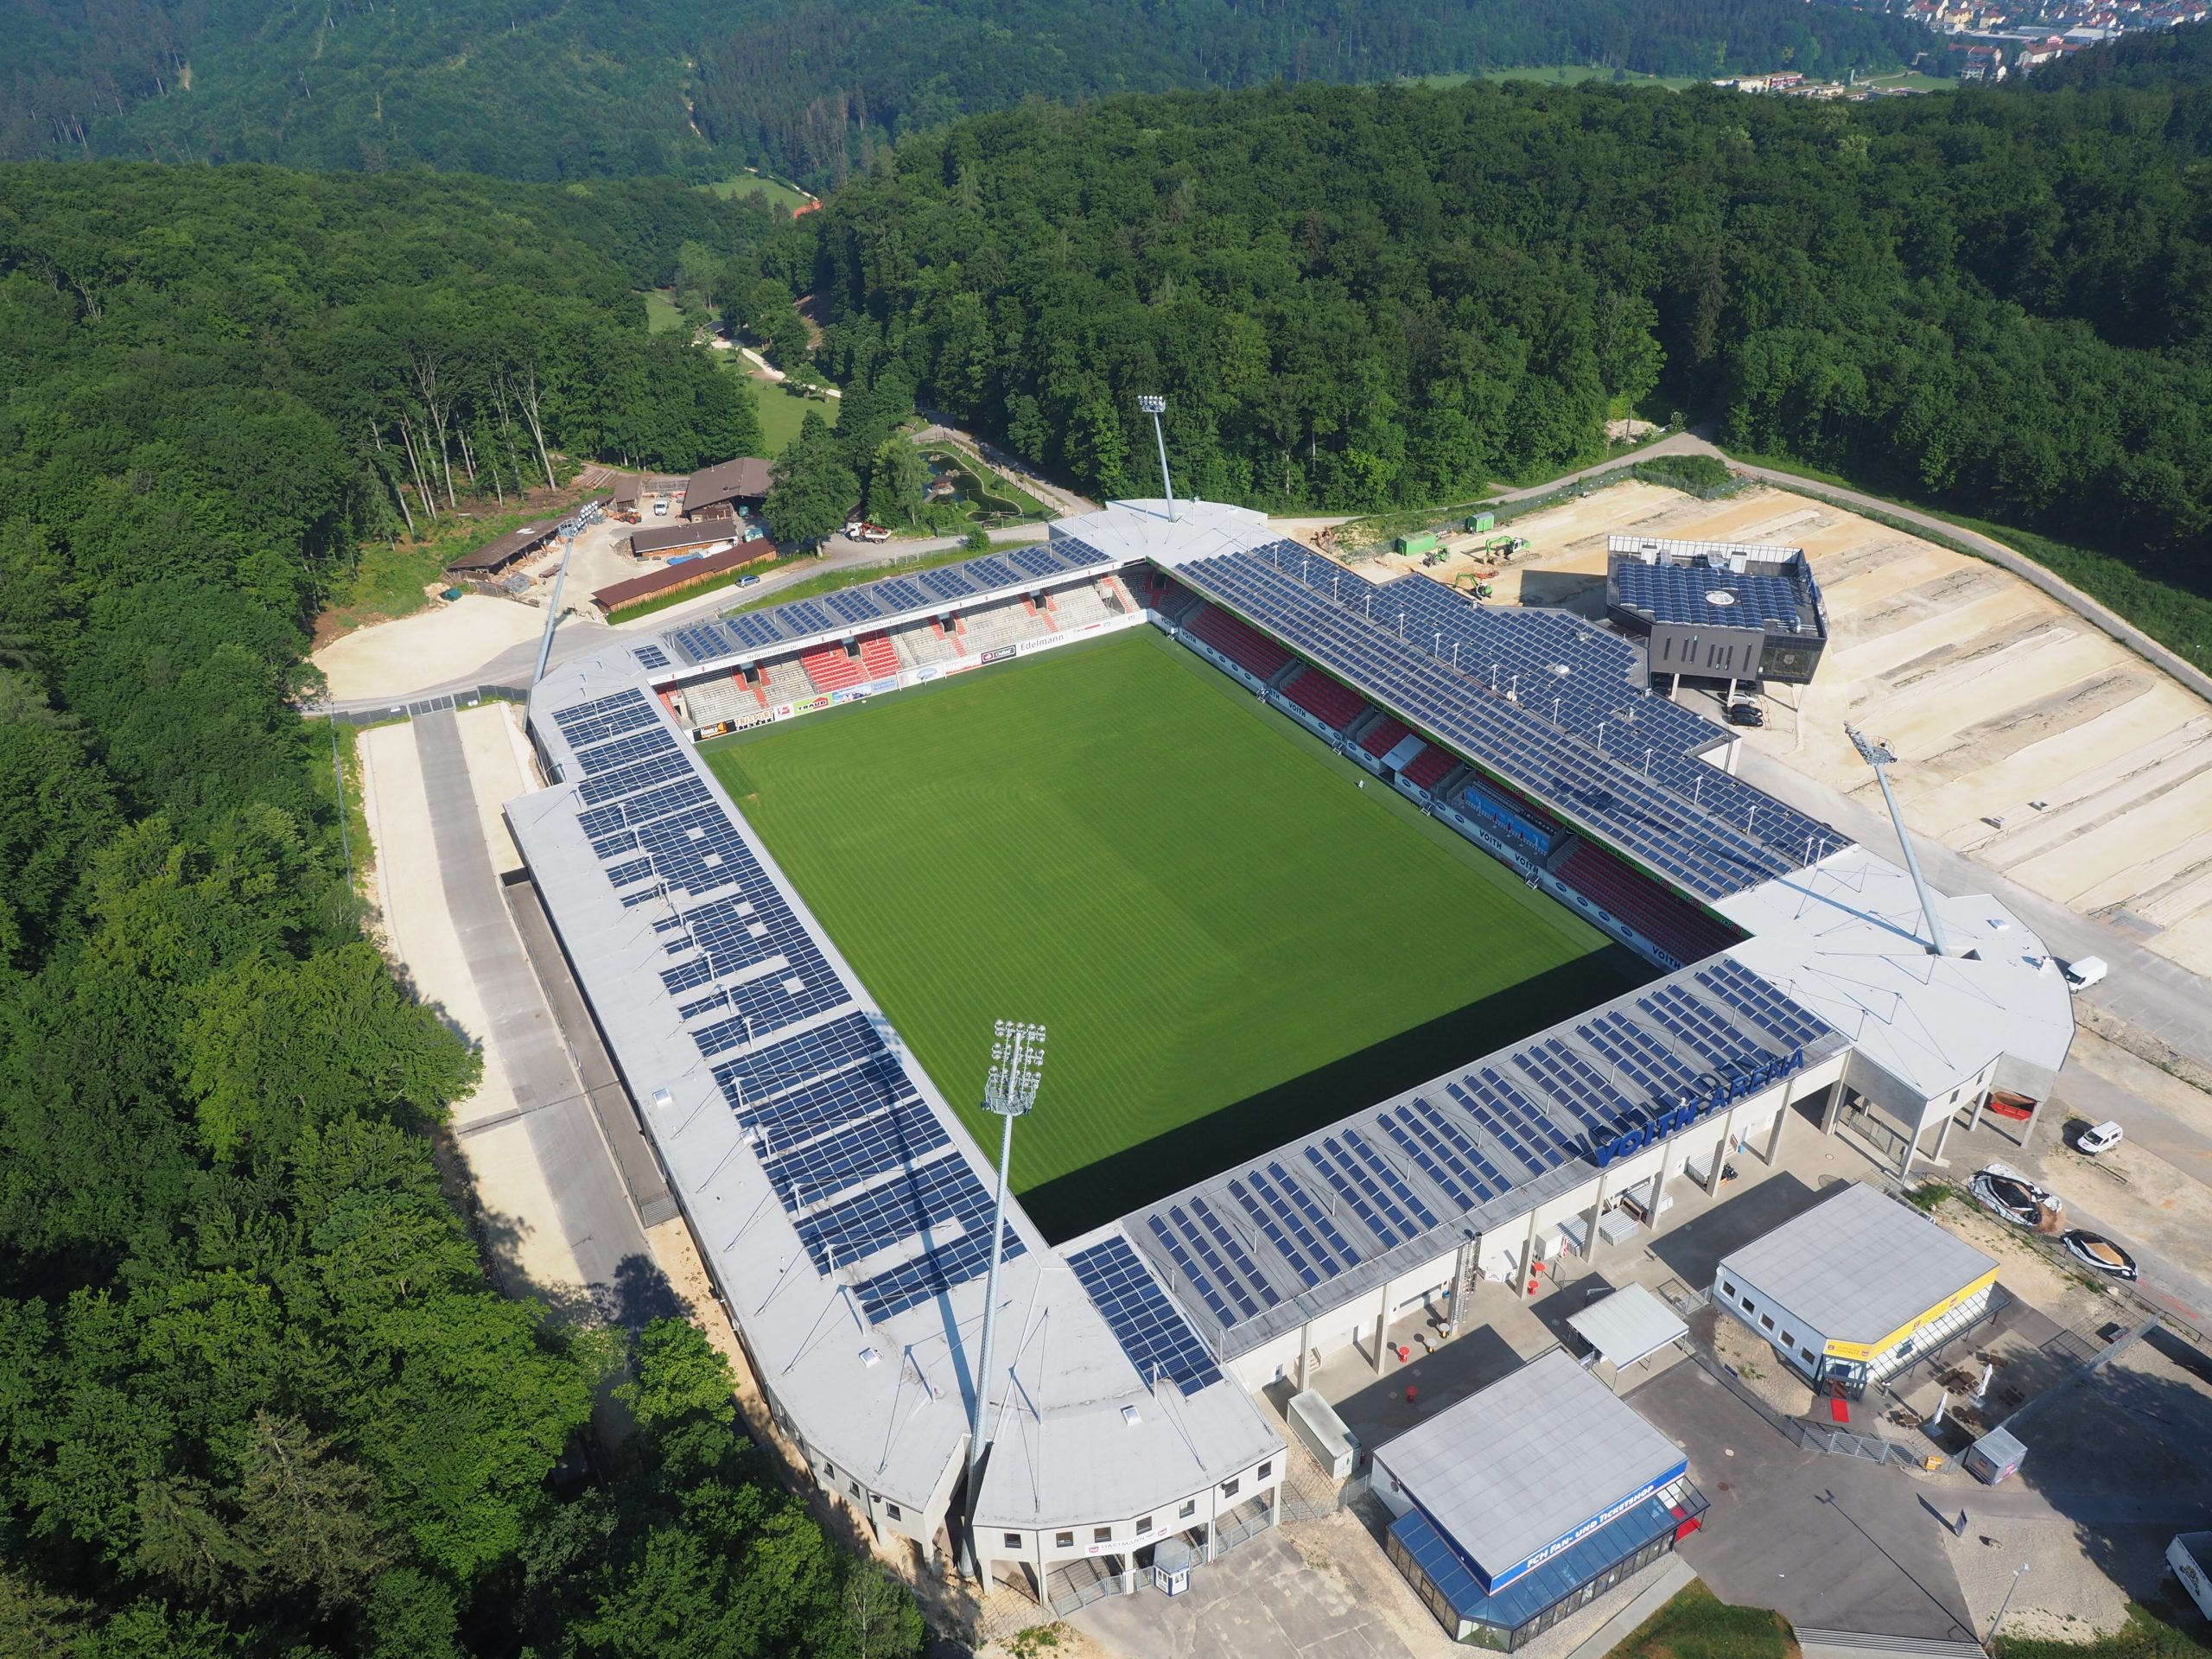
318;683;530;727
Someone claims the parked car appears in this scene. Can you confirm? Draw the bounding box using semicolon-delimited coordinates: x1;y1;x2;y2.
2076;1119;2124;1156
1726;698;1764;728
2062;1230;2138;1280
737;574;760;587
742;527;766;543
652;499;671;516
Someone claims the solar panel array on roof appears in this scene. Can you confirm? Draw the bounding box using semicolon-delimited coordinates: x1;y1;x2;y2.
1068;1236;1224;1395
654;538;1118;666
1614;561;1814;634
543;687;1022;1325
632;644;671;671
1174;546;1847;892
1125;957;1837;1352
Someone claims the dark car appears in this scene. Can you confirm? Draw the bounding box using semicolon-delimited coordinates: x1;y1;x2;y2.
2062;1230;2138;1280
1726;699;1764;728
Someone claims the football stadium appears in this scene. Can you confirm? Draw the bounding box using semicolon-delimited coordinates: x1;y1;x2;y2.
510;498;2075;1619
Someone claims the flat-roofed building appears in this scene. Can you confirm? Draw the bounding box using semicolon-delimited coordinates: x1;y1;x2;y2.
1713;1181;1998;1396
1374;1350;1706;1649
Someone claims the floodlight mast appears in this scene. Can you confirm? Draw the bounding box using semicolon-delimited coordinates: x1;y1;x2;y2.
959;1019;1046;1580
532;524;579;687
1138;395;1178;522
1846;724;1952;957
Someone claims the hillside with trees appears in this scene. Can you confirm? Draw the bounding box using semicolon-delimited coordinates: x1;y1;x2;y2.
806;77;2210;589
0;162;915;1658
3;0;1933;181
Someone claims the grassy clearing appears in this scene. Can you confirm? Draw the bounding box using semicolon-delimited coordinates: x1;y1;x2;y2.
1606;1580;1796;1659
752;376;833;451
1997;1603;2212;1659
718;545;983;615
643;289;689;334
704;171;815;214
701;628;1630;1236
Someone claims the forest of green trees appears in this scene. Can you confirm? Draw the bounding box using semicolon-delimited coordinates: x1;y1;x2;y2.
805;73;2210;578
4;0;1931;183
0;163;918;1657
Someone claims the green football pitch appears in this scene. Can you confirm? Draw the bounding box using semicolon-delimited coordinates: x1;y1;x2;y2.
702;628;1642;1240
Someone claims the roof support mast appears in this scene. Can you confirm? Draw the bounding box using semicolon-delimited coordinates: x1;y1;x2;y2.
959;1020;1046;1581
1846;724;1951;957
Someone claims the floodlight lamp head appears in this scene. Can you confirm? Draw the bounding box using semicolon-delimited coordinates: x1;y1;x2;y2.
1845;724;1894;768
1137;395;1166;415
983;1019;1046;1116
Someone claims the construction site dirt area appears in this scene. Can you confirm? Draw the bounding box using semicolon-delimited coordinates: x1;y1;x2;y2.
1489;480;2212;978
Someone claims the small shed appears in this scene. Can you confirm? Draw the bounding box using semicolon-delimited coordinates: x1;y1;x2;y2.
1964;1424;2025;1486
446;522;557;578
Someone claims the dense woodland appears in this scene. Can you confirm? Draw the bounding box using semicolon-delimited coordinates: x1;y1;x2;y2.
3;0;1931;181
805;72;2212;582
0;166;917;1656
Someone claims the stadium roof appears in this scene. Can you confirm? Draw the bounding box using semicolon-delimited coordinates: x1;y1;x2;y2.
1718;1181;1995;1347
652;537;1126;670
1376;1350;1686;1589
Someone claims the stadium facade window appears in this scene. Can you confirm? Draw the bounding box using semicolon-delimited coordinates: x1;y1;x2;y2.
1055;1531;1074;1550
1179;1500;1197;1519
1094;1526;1112;1544
1137;1516;1154;1536
1258;1460;1273;1481
886;1502;901;1522
1760;1315;1775;1332
1004;1532;1022;1549
1221;1478;1240;1498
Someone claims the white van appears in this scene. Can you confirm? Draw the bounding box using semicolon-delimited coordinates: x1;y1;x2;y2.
2062;956;2107;993
2077;1120;2123;1157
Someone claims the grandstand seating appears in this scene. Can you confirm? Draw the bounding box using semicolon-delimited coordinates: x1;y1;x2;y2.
1556;842;1744;966
1188;605;1293;681
1050;581;1118;628
800;642;866;694
891;621;963;668
1358;715;1412;759
1402;745;1457;792
858;632;900;678
760;658;815;702
1281;667;1368;734
679;676;757;727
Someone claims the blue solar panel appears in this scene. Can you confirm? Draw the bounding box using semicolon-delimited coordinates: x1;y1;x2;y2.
968;556;1017;588
577;750;690;805
857;1224;1024;1322
1695;958;1832;1048
633;644;671;671
783;600;836;636
1010;543;1063;580
551;690;655;747
875;577;927;612
573;725;676;778
728;612;787;652
1068;1236;1223;1395
1616;560;1815;633
763;1099;950;1210
826;588;886;625
712;1013;883;1106
741;1052;914;1149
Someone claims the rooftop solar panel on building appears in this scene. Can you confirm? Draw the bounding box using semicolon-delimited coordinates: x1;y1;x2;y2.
1068;1236;1223;1395
633;644;671;671
874;577;927;612
573;725;677;778
710;1013;884;1106
550;690;657;747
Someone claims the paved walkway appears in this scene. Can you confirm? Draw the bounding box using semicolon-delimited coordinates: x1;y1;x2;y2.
410;709;664;1323
1562;1557;1695;1659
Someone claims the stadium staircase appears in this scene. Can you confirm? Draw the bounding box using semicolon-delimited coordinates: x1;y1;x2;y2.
1281;666;1369;734
1357;715;1412;760
1188;604;1294;681
1554;840;1745;966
